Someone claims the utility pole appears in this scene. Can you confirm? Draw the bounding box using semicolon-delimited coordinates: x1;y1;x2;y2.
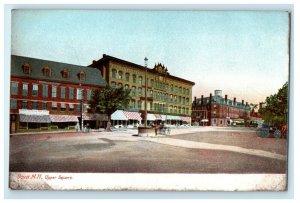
144;57;148;127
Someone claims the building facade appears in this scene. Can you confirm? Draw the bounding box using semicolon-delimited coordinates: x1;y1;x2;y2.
10;55;107;133
191;90;251;126
89;54;195;125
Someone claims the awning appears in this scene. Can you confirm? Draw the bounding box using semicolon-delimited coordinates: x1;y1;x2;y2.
165;115;181;120
160;115;166;121
83;113;108;121
111;110;128;121
147;113;156;121
154;114;162;120
124;111;142;120
52;102;57;107
181;116;191;122
69;104;74;109
61;103;66;108
50;115;79;123
19;114;51;123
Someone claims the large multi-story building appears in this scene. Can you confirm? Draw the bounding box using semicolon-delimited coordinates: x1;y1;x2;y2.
191;90;251;126
10;55;107;133
89;54;195;125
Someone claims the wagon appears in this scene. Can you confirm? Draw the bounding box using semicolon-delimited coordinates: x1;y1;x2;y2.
158;127;171;135
256;123;281;138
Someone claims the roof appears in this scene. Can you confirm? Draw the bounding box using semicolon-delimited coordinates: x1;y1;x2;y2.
89;54;195;86
11;55;107;87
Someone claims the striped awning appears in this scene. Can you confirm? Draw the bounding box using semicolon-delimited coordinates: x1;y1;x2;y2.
124;111;142;120
160;115;166;121
111;110;128;121
181;116;191;122
50;115;79;123
147;113;157;121
154;114;162;120
19;114;51;123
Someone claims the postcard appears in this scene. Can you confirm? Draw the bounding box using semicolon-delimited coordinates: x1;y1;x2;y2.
8;9;290;191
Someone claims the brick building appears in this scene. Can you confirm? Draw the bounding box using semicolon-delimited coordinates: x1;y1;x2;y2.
89;54;195;125
191;90;251;126
10;55;107;133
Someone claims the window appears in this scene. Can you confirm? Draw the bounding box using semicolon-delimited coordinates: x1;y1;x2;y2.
138;76;143;85
60;103;66;111
42;66;52;77
62;68;70;79
77;88;82;100
125;84;129;90
138;100;141;109
179;107;181;114
179;87;182;94
186;88;189;95
179;96;181;104
61;87;66;99
22;63;31;74
131;100;135;109
213;119;217;124
22;101;27;109
32;84;38;96
132;74;136;83
150;79;154;87
138;87;142;96
11;82;18;95
171;85;173;92
69;87;74;99
174;96;177;103
112;69;117;78
186;98;189;104
10;100;17;109
170;94;173;102
52;85;57;98
42;85;48;97
125;73;130;81
220;120;223;125
32;101;38;110
22;83;28;96
76;104;81;112
150;90;153;97
111;82;116;88
42;102;47;110
87;89;92;100
174;106;177;113
52;102;57;111
69;104;74;111
118;71;123;80
118;83;122;88
79;71;86;81
132;86;136;96
170;106;173;113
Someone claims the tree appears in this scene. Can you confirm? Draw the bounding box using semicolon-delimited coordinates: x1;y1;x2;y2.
250;103;258;114
258;82;288;128
89;85;131;131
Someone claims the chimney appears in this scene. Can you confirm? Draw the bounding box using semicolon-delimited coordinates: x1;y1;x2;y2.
246;102;248;106
234;97;236;105
209;93;212;102
201;95;204;104
259;102;263;109
225;95;228;101
242;100;244;105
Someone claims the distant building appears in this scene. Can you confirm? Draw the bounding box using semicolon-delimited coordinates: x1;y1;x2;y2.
191;90;251;126
10;55;107;133
89;54;195;125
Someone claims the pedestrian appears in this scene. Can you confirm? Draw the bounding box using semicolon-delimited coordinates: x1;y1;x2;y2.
75;122;80;132
86;123;90;133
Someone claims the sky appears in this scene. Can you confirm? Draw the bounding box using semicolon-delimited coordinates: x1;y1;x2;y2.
11;10;290;104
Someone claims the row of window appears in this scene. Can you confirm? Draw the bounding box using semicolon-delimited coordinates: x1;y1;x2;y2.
111;82;190;104
22;64;86;81
10;100;82;112
111;69;190;95
11;82;92;100
129;100;190;114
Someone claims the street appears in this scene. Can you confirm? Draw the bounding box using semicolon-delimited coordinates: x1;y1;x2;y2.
9;127;287;173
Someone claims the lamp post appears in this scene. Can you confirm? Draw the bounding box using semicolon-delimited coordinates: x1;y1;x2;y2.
144;57;148;127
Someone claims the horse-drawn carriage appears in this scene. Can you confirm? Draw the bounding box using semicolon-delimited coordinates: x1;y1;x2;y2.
157;126;171;135
256;123;287;139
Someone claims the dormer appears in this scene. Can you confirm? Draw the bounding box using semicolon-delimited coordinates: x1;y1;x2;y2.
42;66;52;77
22;63;32;74
78;70;86;82
61;68;70;79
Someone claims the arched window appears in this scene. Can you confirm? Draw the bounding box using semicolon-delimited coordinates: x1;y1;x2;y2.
118;71;123;80
42;66;52;77
112;69;117;78
138;76;143;85
132;74;136;83
125;73;130;81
